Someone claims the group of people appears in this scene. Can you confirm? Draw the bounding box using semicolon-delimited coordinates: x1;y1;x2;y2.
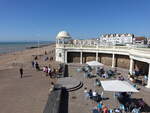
82;66;115;79
96;67;115;79
84;87;102;102
42;64;64;78
115;92;145;113
32;60;40;70
42;65;56;78
93;101;111;113
118;75;124;81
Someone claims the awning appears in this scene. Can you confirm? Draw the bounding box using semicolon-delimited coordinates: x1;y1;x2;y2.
101;80;139;92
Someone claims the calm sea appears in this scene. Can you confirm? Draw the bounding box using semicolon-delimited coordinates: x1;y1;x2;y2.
0;41;53;54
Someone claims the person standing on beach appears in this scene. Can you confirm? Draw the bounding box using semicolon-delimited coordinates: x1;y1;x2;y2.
19;68;23;78
31;61;34;68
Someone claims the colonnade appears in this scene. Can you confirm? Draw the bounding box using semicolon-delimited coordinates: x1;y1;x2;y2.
64;51;150;88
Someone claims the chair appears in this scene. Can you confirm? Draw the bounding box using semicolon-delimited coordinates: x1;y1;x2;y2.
77;68;81;72
119;104;125;111
95;79;101;87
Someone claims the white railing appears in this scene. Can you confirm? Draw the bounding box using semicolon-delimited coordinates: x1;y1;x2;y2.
56;44;150;53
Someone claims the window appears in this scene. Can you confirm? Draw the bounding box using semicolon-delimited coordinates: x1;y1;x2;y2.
59;53;61;57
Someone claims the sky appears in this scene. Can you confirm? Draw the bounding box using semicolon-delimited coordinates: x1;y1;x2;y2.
0;0;150;41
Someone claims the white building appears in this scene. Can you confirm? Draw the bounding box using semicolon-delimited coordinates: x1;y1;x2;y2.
100;33;134;45
148;38;150;45
55;31;72;63
55;31;150;88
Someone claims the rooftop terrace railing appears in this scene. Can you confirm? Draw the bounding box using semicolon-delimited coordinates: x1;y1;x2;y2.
57;44;150;51
56;44;150;59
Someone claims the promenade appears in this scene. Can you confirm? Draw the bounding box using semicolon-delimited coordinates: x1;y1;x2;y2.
0;44;56;113
0;62;150;113
0;66;50;113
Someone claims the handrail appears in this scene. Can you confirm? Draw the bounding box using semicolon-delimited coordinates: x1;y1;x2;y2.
56;44;150;60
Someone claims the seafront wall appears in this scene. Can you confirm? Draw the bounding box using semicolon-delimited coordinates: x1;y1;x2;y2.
43;64;69;113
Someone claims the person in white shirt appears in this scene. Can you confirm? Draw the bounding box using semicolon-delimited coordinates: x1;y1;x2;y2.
84;87;89;100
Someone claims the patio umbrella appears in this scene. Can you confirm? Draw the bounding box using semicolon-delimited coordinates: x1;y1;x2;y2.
86;61;104;67
101;80;139;92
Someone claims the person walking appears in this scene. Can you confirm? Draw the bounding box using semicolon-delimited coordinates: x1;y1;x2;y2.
19;67;23;78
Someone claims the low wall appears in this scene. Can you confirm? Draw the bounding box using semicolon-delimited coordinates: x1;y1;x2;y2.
43;88;62;113
43;64;69;113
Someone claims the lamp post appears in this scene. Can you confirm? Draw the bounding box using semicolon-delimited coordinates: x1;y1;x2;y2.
36;33;40;56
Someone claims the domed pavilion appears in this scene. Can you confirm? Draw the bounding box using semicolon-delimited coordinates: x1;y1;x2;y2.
56;31;72;44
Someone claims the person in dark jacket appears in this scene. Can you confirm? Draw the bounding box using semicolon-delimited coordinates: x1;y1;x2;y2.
19;68;23;78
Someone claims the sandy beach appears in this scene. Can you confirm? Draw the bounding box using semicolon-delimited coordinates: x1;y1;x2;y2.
0;43;58;113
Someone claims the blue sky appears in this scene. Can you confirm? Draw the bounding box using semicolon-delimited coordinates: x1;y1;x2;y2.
0;0;150;41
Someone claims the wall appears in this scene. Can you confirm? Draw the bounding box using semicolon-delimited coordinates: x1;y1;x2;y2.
82;52;96;63
67;52;80;63
116;55;130;69
99;54;112;66
56;48;65;63
134;60;149;75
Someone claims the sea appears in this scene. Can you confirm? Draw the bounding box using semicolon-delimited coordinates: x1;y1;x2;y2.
0;41;53;55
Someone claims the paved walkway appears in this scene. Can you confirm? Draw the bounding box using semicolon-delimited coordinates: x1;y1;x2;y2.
68;64;150;113
0;67;51;113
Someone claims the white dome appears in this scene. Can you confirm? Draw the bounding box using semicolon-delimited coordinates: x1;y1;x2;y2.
56;31;71;39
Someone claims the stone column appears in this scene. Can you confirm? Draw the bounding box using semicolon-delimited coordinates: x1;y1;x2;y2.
57;39;59;44
112;54;115;68
129;58;133;75
80;51;83;64
64;51;67;63
96;52;98;61
146;64;150;88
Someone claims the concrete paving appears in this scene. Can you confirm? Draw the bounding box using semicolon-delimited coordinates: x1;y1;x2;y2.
68;64;150;113
0;67;51;113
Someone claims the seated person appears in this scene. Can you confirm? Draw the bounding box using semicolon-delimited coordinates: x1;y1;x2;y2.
102;105;109;113
132;105;141;113
92;91;97;101
102;72;108;78
143;75;148;85
130;76;135;82
107;70;113;76
100;68;105;74
138;99;145;109
95;79;101;86
114;108;121;113
97;101;103;112
88;89;93;99
118;75;124;81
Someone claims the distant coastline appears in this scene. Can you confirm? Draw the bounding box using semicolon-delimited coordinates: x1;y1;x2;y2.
0;41;55;55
